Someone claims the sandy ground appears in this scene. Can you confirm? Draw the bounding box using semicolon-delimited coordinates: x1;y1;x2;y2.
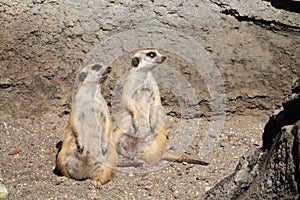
0;112;268;199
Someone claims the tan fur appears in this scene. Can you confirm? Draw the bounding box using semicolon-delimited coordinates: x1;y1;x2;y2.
115;49;209;166
55;64;117;186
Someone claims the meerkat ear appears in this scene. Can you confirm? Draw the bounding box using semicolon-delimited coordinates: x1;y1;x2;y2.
78;72;87;82
131;57;140;67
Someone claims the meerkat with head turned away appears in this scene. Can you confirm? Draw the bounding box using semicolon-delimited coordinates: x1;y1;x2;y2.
114;49;209;166
55;64;117;186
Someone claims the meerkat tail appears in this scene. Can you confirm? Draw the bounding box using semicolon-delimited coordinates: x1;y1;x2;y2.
117;162;144;168
162;152;209;165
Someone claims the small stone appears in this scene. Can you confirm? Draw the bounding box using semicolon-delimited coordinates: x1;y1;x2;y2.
205;186;211;191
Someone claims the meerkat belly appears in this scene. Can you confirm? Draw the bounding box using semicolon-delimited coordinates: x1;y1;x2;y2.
133;84;154;125
117;133;156;161
73;98;108;163
118;84;156;160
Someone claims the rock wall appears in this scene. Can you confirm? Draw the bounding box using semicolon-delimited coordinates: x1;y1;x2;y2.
0;0;299;119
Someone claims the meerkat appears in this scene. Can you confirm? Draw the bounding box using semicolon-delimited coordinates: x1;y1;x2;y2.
114;49;209;166
55;64;117;186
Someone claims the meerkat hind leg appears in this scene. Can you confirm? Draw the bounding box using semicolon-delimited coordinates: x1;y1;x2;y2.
127;100;141;132
162;151;209;165
141;134;166;165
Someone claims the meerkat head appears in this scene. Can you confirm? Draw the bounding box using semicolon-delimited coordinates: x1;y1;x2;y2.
77;64;112;85
131;49;166;68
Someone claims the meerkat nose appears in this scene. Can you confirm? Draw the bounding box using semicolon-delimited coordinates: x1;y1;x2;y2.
103;66;112;75
106;66;112;72
161;56;166;62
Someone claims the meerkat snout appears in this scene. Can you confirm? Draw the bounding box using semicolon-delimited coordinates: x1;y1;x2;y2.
131;49;166;68
98;66;111;84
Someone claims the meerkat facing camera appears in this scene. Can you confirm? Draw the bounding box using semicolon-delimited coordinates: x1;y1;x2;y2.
114;49;208;166
55;64;117;186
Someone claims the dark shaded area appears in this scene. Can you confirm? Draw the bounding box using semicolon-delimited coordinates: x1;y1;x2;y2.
53;141;64;176
263;79;300;150
204;79;300;199
270;0;300;13
221;8;300;31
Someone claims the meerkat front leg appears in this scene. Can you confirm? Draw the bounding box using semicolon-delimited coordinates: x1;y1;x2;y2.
113;127;123;143
126;99;141;132
150;105;160;133
150;89;164;133
70;126;84;154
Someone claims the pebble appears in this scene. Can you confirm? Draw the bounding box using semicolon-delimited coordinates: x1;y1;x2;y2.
205;186;211;191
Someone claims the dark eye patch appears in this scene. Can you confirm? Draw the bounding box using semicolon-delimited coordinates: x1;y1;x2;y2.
146;51;157;58
78;72;87;82
91;64;102;71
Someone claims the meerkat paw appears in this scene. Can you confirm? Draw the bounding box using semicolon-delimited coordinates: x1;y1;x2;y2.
92;178;108;188
92;174;112;187
92;166;113;187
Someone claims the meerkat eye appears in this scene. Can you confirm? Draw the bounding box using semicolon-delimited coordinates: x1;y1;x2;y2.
146;51;157;58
